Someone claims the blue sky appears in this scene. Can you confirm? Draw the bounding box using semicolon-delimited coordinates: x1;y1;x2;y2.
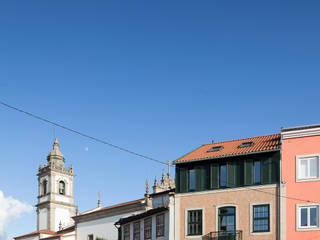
1;0;320;238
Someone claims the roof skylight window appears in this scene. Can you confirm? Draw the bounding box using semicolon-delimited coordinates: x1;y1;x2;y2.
238;141;254;148
207;146;224;152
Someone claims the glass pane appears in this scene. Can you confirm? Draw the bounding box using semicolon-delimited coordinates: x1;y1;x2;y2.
310;207;318;226
300;160;308;178
310;157;319;178
220;165;227;187
228;215;235;225
189;169;195;190
254;161;261;184
221;216;226;226
301;208;308;226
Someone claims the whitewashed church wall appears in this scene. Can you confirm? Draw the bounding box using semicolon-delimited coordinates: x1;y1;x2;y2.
39;208;48;230
54;207;72;231
77;210;143;240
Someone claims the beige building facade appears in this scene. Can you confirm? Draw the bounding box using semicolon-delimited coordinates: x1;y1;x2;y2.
175;185;278;240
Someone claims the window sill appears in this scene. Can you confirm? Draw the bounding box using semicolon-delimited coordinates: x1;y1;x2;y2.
296;178;320;183
251;231;271;235
185;235;203;239
296;226;320;231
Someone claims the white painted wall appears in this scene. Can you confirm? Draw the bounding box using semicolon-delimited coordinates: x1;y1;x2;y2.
60;231;76;240
39;208;48;230
77;210;143;240
54;207;73;231
152;195;169;208
18;235;39;240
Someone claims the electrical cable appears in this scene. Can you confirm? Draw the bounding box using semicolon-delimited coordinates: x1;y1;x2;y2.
0;100;169;166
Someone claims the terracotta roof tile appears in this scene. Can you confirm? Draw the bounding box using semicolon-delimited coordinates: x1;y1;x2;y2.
15;230;57;239
175;133;281;163
73;198;144;219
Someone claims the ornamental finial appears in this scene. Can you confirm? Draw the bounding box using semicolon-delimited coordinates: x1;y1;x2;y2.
145;179;149;195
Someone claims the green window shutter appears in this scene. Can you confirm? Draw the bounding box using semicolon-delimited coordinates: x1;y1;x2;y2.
273;152;280;183
210;163;219;189
244;159;254;185
195;167;202;191
175;167;180;193
179;167;188;193
233;161;242;187
270;152;280;183
227;162;235;188
262;158;272;184
205;165;210;190
195;166;207;191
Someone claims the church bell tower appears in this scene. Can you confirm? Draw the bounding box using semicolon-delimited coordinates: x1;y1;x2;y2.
36;138;76;231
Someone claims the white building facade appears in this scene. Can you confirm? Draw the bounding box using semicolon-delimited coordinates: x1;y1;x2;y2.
116;171;175;240
73;199;147;240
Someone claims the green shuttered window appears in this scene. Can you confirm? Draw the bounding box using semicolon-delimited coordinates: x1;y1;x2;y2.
176;153;279;193
187;210;203;236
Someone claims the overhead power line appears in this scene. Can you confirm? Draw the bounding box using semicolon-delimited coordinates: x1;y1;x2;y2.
0;100;169;166
2;101;318;204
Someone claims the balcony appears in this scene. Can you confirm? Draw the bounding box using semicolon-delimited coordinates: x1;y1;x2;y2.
207;230;242;240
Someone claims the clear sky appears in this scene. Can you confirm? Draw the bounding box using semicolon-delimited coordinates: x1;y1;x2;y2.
1;0;320;238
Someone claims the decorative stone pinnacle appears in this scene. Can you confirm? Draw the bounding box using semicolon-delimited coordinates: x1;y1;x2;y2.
161;169;165;183
98;191;101;208
167;160;171;177
53;138;59;149
145;179;149;195
154;176;157;184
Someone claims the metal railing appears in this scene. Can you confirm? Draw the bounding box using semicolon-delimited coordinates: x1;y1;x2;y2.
208;230;242;240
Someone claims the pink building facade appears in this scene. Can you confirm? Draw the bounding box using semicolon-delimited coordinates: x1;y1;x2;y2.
281;124;320;240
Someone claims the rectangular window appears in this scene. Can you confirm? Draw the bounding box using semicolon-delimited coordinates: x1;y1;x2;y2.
124;225;130;240
187;210;202;236
88;235;94;240
156;214;165;237
254;160;261;184
144;218;152;240
253;205;270;232
133;222;140;240
220;164;227;187
189;169;196;191
298;205;319;228
297;155;320;181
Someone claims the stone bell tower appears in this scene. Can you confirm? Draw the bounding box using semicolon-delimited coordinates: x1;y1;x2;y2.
36;138;76;231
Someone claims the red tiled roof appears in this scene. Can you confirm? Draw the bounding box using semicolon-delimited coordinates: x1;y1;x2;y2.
15;230;57;239
73;199;144;219
175;133;281;163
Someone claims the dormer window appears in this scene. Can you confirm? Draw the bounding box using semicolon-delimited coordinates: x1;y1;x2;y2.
238;141;254;148
207;146;224;152
59;181;65;195
43;180;47;195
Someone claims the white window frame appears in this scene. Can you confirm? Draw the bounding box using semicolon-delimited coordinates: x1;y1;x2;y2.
250;202;272;235
296;203;320;231
185;208;204;238
296;154;320;182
